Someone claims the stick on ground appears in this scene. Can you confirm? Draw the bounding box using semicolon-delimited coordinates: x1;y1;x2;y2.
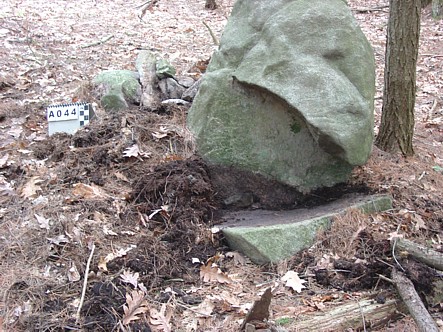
391;269;439;332
75;243;96;323
394;238;443;271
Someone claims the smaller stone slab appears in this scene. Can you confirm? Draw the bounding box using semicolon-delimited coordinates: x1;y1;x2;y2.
220;194;392;264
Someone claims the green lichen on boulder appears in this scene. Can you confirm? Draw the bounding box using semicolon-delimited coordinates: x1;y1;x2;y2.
93;70;141;111
222;195;392;264
156;59;176;79
188;0;375;193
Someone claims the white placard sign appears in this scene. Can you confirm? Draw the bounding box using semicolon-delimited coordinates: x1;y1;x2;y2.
47;103;80;122
46;103;95;136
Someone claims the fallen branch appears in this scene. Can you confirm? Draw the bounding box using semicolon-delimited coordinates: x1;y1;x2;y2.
394;238;443;271
75;243;96;323
137;0;159;20
391;269;439;332
80;35;114;49
295;298;401;331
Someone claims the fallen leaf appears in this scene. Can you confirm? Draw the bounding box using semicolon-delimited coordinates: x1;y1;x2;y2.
100;245;137;271
200;262;232;284
194;297;215;317
35;213;50;230
98;256;108;272
150;304;172;332
21;176;43;199
210;226;220;234
123;144;151;158
282;271;306;293
67;262;80;282
72;183;107;199
220;290;240;306
103;224;118;236
114;171;130;182
17;149;33;154
388;231;404;241
152;131;169;139
0;154;9;168
0;176;15;196
47;235;70;245
122;289;149;325
413;213;427;231
120;270;139;288
123;144;142;157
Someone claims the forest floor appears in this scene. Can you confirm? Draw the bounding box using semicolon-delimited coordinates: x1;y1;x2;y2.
0;0;442;331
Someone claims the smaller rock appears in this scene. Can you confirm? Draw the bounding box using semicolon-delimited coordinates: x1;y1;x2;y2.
182;78;202;101
221;194;392;264
223;192;254;208
176;76;195;88
93;70;141;112
161;99;190;106
156;59;176;78
245;324;256;332
158;78;186;100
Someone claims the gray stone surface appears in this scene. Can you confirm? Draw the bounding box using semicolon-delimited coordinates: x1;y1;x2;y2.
187;0;375;193
158;78;186;99
176;76;195;88
182;78;202;101
135;51;162;110
93;70;141;111
156;58;176;78
221;194;392;264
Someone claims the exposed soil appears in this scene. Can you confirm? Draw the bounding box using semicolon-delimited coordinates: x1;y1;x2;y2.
0;0;442;331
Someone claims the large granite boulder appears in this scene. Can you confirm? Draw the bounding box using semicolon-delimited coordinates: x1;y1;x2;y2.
187;0;375;193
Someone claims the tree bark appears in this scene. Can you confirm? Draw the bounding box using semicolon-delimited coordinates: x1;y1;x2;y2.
432;0;443;17
295;298;403;331
205;0;217;10
375;0;421;156
135;50;161;110
394;238;443;270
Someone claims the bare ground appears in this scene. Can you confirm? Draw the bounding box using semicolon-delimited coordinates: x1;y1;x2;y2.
0;0;442;331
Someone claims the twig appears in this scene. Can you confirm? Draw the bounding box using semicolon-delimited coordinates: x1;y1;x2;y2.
137;0;159;20
391;223;405;272
421;54;443;57
80;35;114;49
202;21;219;46
356;300;367;332
353;5;389;13
348;293;368;332
135;0;152;9
377;274;394;284
75;243;95;323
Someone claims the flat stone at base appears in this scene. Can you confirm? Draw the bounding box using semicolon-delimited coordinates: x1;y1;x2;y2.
221;194;392;264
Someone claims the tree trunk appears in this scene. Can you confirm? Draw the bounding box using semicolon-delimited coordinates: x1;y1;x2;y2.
432;0;443;18
205;0;217;10
375;0;421;156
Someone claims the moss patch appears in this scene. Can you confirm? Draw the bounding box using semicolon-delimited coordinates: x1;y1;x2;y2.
290;120;302;134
